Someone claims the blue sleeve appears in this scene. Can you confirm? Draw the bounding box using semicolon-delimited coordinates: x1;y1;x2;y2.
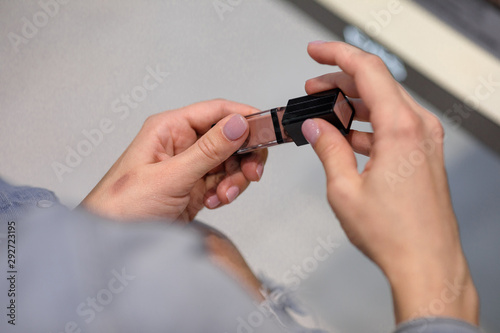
395;317;482;333
0;179;483;333
0;179;314;333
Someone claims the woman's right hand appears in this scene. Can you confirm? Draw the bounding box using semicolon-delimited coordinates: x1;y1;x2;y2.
302;41;479;325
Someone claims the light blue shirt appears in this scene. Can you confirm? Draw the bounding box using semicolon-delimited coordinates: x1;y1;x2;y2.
0;179;481;333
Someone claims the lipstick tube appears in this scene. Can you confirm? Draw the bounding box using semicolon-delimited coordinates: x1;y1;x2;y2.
236;88;355;154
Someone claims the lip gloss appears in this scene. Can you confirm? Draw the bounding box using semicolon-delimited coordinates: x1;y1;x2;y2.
236;88;355;154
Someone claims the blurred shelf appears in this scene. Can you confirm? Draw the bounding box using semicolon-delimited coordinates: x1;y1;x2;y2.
287;0;500;155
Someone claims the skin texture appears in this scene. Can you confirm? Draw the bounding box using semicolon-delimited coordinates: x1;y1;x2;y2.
81;42;479;326
302;41;479;325
80;99;268;222
80;99;269;299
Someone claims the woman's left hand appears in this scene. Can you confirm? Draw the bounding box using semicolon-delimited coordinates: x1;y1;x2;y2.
80;99;267;222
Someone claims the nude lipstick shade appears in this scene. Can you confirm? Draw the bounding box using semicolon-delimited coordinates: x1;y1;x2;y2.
236;88;355;154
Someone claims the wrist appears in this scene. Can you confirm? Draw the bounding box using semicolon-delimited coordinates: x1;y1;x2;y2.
79;190;121;220
386;254;479;326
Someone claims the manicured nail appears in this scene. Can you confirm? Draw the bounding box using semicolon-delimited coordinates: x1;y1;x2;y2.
309;40;326;45
206;194;221;209
302;119;320;145
223;114;248;141
256;163;264;180
226;186;240;203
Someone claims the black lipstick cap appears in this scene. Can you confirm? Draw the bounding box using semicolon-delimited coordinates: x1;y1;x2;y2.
281;88;355;146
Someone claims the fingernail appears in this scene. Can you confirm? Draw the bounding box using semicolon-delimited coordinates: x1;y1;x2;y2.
302;119;320;145
223;114;248;141
226;186;239;203
256;163;264;180
206;194;221;209
309;40;326;45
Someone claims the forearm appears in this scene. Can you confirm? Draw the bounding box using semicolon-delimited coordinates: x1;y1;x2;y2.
386;252;479;326
304;41;482;332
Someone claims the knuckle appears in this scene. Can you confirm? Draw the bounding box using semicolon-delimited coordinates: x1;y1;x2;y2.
362;54;387;72
433;123;445;142
212;98;228;103
317;140;342;161
197;135;224;163
393;111;424;141
304;79;314;93
143;114;159;129
427;114;445;141
427;113;444;130
209;98;229;109
327;177;354;205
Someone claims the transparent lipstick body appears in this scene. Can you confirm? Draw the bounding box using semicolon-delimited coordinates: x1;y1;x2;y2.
235;89;355;154
237;107;293;154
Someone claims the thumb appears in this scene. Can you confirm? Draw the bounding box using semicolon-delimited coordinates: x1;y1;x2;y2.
170;114;249;185
302;119;359;188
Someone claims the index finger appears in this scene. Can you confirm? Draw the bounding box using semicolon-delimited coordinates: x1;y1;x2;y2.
307;42;409;127
182;99;259;135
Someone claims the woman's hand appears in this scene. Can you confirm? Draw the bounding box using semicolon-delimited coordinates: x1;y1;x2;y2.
303;42;479;325
80;99;267;222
